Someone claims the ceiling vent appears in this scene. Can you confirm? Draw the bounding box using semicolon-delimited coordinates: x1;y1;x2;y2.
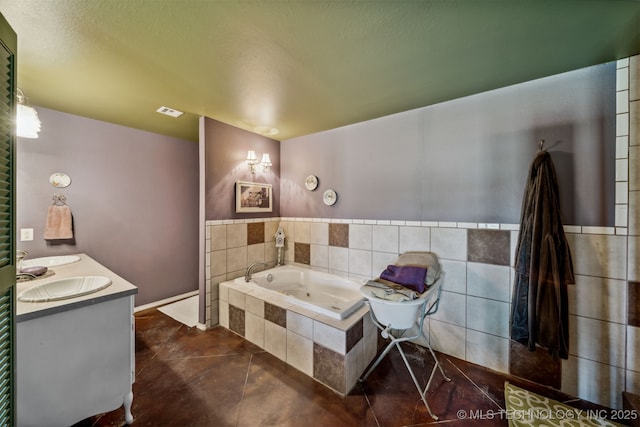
156;106;184;118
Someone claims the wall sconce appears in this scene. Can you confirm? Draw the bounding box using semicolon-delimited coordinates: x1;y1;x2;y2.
246;150;272;174
16;88;41;139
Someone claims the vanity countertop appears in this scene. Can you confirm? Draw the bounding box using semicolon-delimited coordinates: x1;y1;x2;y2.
16;253;138;322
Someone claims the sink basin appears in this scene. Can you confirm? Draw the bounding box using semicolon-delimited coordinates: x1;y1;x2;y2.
21;255;81;269
18;276;112;302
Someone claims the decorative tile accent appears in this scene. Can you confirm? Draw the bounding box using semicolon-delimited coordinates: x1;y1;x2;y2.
265;302;287;328
313;343;345;394
467;229;510;266
329;223;349;247
509;340;561;389
346;318;363;353
229;305;245;336
294;242;311;265
630;281;640;327
247;222;265;245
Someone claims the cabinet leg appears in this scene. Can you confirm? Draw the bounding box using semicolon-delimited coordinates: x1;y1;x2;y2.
124;391;134;424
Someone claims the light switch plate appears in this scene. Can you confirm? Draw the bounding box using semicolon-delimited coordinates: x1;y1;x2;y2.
20;228;34;241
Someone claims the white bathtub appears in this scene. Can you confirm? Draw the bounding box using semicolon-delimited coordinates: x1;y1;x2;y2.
237;265;365;319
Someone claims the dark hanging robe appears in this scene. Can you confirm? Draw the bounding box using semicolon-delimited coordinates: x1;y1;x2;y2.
510;150;575;359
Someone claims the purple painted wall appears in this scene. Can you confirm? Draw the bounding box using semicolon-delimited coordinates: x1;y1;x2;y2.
203;118;280;220
281;63;616;226
16;107;199;306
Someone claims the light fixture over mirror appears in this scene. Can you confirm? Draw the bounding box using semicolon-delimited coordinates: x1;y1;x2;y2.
16;88;41;138
246;150;272;174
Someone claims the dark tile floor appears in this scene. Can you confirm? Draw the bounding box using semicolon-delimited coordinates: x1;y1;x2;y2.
75;308;619;427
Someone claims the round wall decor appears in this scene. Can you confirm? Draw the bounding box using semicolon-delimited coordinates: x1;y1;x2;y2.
323;189;337;206
305;175;319;191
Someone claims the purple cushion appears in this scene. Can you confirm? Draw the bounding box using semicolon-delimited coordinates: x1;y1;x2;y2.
380;265;428;293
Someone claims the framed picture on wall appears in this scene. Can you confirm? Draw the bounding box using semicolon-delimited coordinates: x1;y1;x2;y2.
235;181;273;213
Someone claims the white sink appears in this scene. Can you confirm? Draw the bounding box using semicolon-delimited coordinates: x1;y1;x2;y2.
21;255;81;269
18;276;112;302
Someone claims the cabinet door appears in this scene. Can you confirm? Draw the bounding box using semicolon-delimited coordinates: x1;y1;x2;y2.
0;12;16;427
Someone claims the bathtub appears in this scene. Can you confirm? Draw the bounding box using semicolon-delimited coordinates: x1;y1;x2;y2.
237;265;365;320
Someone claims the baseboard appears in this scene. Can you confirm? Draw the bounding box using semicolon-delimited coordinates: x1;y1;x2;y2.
134;290;199;313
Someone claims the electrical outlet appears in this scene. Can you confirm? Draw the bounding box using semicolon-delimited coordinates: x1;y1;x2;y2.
20;228;34;241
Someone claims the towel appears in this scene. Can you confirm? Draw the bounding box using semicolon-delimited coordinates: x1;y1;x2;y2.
44;205;73;240
380;265;428;293
363;286;415;302
363;280;418;300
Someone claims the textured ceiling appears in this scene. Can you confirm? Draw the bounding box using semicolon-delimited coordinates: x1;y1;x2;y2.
0;0;639;142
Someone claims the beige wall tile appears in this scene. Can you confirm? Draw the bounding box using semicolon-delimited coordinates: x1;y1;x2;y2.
466;330;509;374
431;291;466;327
399;225;430;253
349;224;372;250
568;275;626;324
567;234;627;280
466;262;510;302
226;223;247;248
348;249;372;277
561;356;624;409
372;225;399;253
466;296;509;338
294;221;311;243
569;315;625;367
431;227;467;261
310;222;328;245
429;319;466;360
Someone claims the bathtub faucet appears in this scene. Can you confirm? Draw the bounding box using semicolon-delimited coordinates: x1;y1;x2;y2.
245;262;271;282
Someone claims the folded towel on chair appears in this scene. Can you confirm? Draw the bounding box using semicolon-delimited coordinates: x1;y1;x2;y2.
380;265;428;293
44;205;73;240
365;287;416;302
363;280;418;301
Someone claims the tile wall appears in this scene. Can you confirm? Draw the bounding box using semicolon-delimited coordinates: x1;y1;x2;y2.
205;55;640;409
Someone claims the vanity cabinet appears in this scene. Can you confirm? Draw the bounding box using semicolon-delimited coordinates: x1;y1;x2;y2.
15;254;137;427
17;295;135;427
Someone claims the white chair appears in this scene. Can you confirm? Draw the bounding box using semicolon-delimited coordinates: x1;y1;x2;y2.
359;253;451;420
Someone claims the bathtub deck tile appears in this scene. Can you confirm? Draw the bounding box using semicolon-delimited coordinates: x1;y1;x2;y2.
314;321;346;355
286;330;313;376
286;311;313;339
245;295;265;318
228;288;246;309
265;303;287;328
264;321;287;361
314;343;346;394
245;312;265;348
286;304;320;320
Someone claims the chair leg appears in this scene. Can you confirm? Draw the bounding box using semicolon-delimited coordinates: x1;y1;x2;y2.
396;342;440;420
359;338;397;382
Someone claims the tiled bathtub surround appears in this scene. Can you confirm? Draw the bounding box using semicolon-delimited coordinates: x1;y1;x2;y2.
204;55;640;410
218;278;378;395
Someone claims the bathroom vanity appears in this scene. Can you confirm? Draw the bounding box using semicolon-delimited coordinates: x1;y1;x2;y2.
15;254;138;427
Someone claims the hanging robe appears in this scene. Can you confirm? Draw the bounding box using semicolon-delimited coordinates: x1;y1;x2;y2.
510;150;575;359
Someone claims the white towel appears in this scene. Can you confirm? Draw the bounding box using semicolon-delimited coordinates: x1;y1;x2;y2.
44;205;73;240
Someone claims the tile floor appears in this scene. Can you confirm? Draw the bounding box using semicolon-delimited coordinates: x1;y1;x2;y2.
74;308;620;427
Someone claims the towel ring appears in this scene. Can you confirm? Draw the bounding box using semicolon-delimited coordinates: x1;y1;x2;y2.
52;194;67;206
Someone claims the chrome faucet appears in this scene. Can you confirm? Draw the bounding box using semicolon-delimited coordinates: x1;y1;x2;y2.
244;262;271;282
16;249;28;272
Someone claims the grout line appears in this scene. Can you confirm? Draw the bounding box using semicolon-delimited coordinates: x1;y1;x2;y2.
235;352;254;427
357;382;382;427
441;356;505;411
